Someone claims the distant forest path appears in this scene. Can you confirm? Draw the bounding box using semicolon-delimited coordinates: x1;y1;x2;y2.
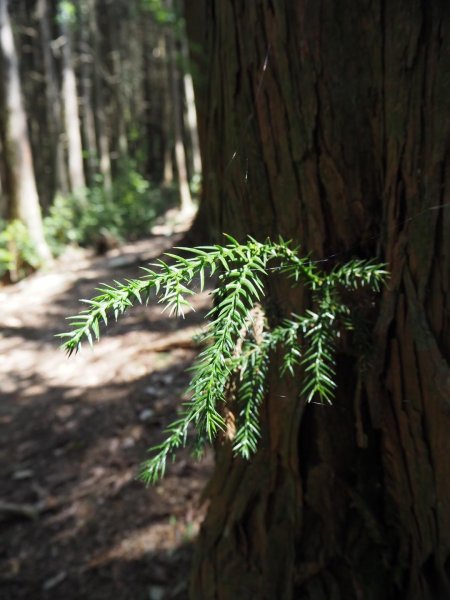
0;232;212;600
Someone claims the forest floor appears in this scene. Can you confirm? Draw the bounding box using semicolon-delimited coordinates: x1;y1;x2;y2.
0;222;213;600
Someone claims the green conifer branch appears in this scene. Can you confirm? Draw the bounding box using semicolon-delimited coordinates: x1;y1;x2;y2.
61;236;388;482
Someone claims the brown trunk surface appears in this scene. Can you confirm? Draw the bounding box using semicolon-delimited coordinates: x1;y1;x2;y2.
190;2;450;599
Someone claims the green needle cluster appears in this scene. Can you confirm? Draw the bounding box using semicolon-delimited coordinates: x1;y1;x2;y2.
60;235;388;482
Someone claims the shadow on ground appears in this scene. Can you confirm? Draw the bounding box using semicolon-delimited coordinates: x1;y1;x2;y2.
0;234;213;600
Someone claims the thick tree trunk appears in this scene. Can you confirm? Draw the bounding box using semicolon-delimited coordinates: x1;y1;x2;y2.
0;0;51;263
190;2;450;599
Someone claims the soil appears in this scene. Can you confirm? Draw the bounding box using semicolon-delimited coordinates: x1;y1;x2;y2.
0;231;213;600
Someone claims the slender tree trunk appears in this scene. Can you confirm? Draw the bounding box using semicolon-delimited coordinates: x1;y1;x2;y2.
112;46;129;162
0;135;5;218
127;4;146;172
160;34;174;186
89;0;111;192
59;2;86;193
0;0;51;263
79;0;98;185
142;14;164;181
108;1;128;166
182;0;210;243
180;16;201;178
36;0;69;197
165;0;193;214
190;2;450;599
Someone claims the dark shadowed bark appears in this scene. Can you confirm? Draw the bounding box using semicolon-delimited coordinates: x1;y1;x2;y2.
189;2;450;599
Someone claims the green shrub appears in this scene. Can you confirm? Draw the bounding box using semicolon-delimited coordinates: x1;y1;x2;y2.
45;164;174;254
0;219;41;282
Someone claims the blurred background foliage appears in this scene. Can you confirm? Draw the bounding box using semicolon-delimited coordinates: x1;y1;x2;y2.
0;0;201;281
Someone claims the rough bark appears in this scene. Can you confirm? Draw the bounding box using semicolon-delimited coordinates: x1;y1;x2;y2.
0;0;51;263
190;2;450;599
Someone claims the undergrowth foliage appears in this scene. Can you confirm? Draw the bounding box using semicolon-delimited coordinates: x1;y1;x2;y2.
0;219;41;281
60;236;387;482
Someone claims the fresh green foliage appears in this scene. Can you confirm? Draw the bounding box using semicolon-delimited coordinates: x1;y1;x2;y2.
60;236;388;482
44;165;175;254
57;0;77;25
0;219;41;281
141;0;176;25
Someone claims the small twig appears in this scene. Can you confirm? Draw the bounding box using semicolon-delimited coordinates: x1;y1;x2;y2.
0;500;40;521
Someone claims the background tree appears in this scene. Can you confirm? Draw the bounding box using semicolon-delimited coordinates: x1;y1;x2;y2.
36;0;69;198
187;2;450;599
58;0;86;194
0;0;202;273
0;0;51;263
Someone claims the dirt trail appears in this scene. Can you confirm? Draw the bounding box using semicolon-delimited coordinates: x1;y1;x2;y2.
0;233;212;600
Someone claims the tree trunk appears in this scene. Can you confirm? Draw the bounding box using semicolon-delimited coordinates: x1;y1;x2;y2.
59;1;86;193
0;135;5;218
89;0;111;192
107;3;129;165
0;0;51;263
36;0;69;197
79;0;98;185
160;33;174;186
179;12;201;178
165;0;194;214
190;2;450;599
142;14;165;182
